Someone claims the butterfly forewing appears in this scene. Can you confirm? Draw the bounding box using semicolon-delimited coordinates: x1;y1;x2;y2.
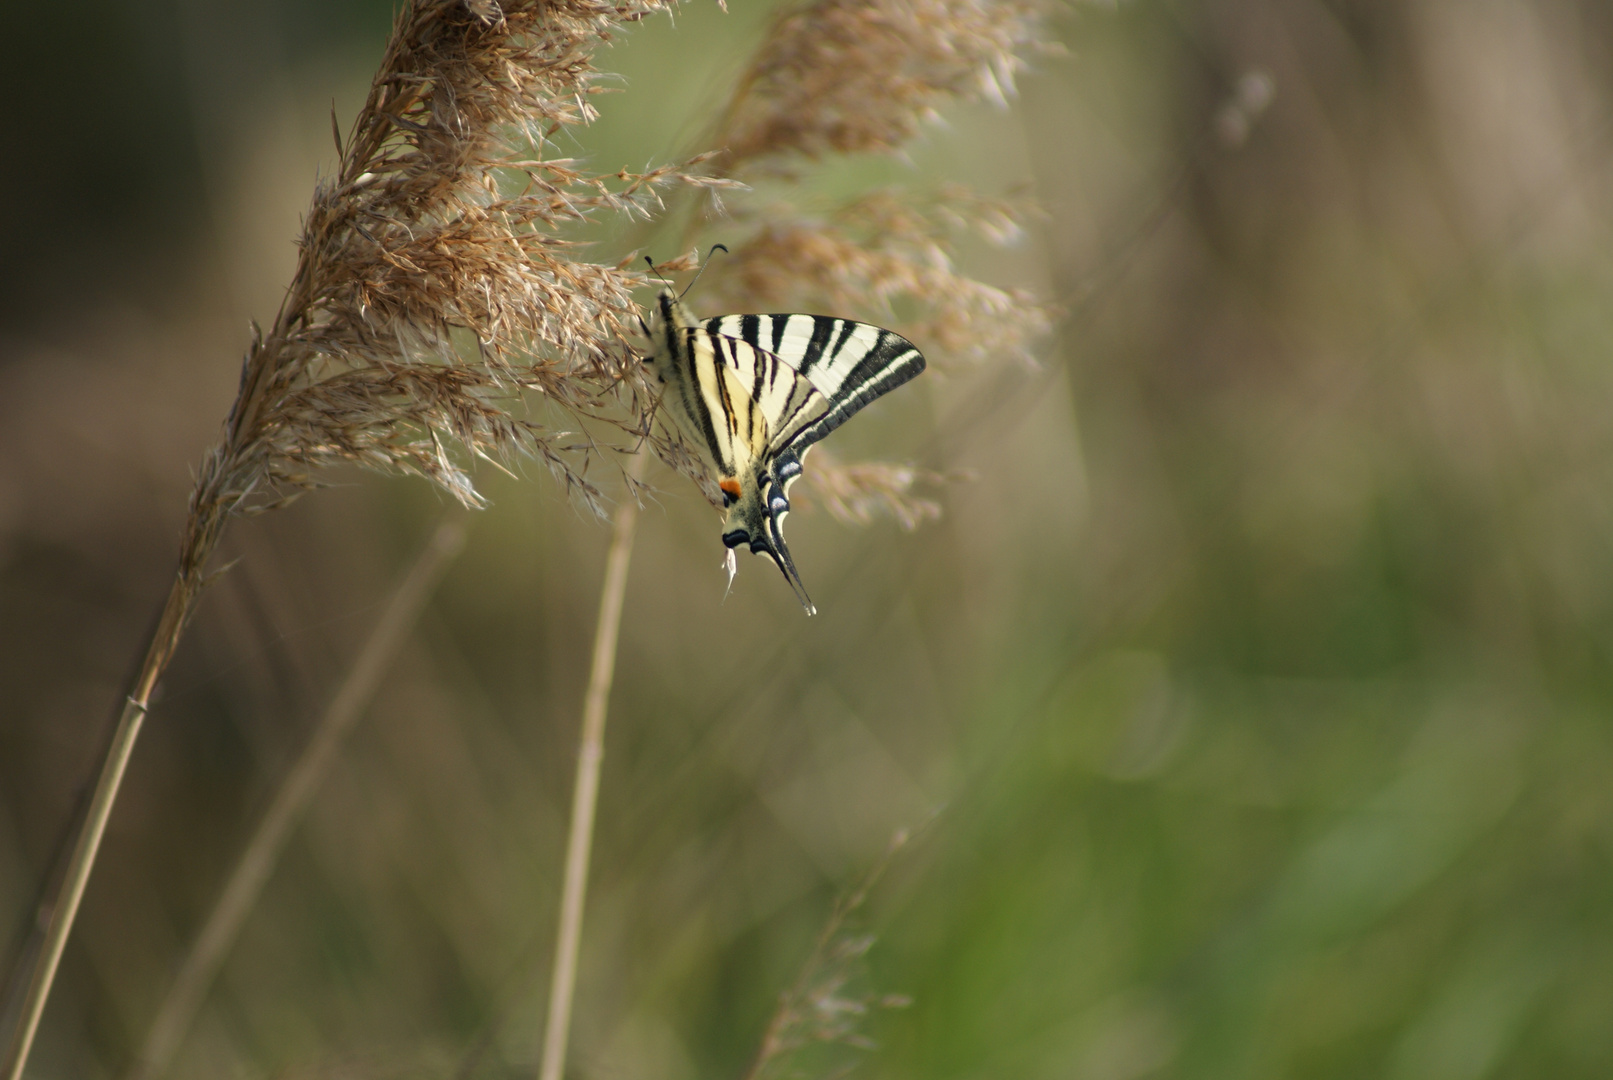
705;314;926;455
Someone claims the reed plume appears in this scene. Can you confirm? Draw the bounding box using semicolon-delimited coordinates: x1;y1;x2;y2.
714;0;1050;171
803;450;948;531
712;187;1047;365
210;1;722;517
3;3;724;1077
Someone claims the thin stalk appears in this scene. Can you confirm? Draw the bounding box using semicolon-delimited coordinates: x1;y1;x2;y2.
127;518;468;1080
3;571;197;1080
5;267;289;1080
538;453;646;1080
739;824;922;1080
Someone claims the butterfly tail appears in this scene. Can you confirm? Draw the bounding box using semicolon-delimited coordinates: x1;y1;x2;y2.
759;475;816;615
760;529;817;616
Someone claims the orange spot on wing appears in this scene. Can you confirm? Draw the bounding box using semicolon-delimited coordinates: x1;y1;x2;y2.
719;477;743;499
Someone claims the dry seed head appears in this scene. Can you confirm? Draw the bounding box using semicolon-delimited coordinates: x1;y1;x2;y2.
168;0;751;610
206;0;735;528
709;188;1052;366
715;0;1054;173
800;451;946;531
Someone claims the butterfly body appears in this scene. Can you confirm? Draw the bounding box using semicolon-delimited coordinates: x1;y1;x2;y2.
643;289;926;614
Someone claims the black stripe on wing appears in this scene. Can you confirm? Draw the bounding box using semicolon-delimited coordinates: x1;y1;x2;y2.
780;328;926;454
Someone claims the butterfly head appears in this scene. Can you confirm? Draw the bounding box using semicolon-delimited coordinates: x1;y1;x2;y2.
642;289;700;383
719;468;816;616
648;288;697;336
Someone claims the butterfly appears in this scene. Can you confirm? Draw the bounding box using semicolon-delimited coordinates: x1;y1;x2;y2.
642;287;927;614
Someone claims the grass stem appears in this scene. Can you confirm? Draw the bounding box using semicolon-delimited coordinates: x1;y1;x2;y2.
4;571;196;1080
538;454;645;1080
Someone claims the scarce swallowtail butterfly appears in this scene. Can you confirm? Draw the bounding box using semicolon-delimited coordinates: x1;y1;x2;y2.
642;285;927;615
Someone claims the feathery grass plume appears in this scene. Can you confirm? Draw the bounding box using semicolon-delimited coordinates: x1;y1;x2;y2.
799;450;948;531
221;0;729;518
709;187;1051;366
712;0;1052;173
2;3;727;1078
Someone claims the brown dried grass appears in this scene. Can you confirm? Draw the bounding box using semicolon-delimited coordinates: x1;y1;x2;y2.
709;186;1050;365
213;4;729;518
182;0;736;716
713;0;1051;173
3;4;722;1077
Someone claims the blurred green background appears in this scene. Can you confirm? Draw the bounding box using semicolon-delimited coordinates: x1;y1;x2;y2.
5;1;1613;1078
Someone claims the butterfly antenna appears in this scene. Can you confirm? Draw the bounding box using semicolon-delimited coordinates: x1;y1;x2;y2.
644;255;675;291
678;243;729;301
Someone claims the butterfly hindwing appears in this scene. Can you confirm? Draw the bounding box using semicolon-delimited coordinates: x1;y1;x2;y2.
645;291;926;613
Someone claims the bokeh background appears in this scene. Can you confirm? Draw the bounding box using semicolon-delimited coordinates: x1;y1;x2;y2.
5;1;1613;1077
